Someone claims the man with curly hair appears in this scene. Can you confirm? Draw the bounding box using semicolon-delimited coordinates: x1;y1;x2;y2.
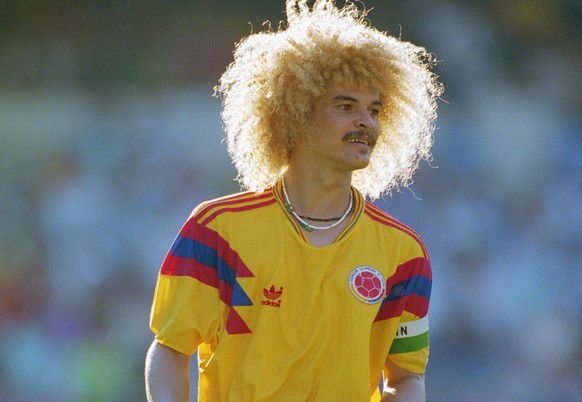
145;1;441;401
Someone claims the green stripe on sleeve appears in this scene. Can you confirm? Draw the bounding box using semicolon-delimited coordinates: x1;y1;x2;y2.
389;331;429;354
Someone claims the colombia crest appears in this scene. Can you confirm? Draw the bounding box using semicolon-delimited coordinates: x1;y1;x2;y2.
348;266;386;304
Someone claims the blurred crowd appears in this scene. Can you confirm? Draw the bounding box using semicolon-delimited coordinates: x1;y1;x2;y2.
0;1;580;401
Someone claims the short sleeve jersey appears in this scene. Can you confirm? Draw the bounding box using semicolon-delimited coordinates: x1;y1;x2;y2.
150;181;432;401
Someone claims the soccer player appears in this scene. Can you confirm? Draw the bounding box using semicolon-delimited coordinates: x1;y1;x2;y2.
145;1;442;401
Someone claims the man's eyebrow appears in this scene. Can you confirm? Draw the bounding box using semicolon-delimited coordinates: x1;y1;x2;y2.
332;95;383;106
333;95;358;102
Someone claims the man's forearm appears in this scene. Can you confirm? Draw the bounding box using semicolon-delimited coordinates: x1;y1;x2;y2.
145;340;191;402
380;375;425;402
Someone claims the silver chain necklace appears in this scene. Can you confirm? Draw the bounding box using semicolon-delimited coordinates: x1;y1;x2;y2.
281;177;353;232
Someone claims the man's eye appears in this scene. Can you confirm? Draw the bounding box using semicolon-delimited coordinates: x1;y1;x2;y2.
337;104;352;111
369;109;380;117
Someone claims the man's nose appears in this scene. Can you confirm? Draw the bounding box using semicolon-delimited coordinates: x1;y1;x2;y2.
355;109;375;129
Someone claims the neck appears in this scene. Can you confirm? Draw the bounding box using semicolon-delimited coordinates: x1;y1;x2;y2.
283;167;353;219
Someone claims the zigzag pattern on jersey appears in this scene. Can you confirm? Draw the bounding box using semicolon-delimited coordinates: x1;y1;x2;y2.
161;191;275;335
374;257;432;322
363;203;431;322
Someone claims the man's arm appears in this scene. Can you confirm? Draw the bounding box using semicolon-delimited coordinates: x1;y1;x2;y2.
145;340;191;402
380;358;426;402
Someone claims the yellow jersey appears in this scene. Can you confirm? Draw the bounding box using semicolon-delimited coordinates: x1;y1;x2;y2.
150;180;431;401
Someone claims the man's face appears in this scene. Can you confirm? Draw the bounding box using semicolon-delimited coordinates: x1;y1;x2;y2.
296;83;382;173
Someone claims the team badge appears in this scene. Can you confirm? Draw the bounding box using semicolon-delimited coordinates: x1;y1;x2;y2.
348;266;386;304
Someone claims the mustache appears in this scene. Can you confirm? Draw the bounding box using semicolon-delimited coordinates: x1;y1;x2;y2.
342;130;378;146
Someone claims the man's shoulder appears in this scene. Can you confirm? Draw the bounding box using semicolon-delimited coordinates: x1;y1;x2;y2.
189;188;277;225
362;200;427;254
362;200;417;232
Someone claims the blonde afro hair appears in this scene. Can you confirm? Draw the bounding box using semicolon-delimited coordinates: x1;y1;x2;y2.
215;0;443;199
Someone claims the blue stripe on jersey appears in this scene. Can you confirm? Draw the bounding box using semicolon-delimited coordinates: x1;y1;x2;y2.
385;276;431;302
170;234;236;288
232;281;253;306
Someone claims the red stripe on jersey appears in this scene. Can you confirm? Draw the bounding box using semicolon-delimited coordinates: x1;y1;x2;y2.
161;255;218;288
195;191;274;224
196;191;270;215
375;258;432;322
385;257;432;288
375;293;429;321
180;220;255;278
200;198;277;226
404;292;430;318
226;307;252;335
161;254;236;306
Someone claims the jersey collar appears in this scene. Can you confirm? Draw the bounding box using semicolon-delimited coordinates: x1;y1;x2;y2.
271;178;365;244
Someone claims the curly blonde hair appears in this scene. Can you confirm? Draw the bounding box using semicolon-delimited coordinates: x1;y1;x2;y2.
215;0;442;199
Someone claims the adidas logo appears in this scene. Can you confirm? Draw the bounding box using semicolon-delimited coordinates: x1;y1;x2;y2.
261;285;283;307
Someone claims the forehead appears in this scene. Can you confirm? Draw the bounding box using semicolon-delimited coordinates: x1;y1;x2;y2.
319;83;381;104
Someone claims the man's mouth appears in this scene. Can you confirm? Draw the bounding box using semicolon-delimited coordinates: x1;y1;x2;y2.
348;138;370;146
344;131;377;148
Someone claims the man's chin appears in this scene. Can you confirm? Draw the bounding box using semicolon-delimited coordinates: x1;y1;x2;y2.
350;159;371;171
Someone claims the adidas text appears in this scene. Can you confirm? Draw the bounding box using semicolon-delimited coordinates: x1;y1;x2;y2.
261;299;281;308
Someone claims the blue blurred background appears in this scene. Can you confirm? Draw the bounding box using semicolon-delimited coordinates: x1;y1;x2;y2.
0;1;580;401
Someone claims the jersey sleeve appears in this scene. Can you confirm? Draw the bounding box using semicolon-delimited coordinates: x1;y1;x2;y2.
386;256;432;374
149;215;225;356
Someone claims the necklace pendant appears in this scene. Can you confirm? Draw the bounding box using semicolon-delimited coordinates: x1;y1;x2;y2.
283;201;293;213
298;221;314;232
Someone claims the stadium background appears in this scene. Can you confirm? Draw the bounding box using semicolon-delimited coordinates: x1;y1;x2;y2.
0;0;580;400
